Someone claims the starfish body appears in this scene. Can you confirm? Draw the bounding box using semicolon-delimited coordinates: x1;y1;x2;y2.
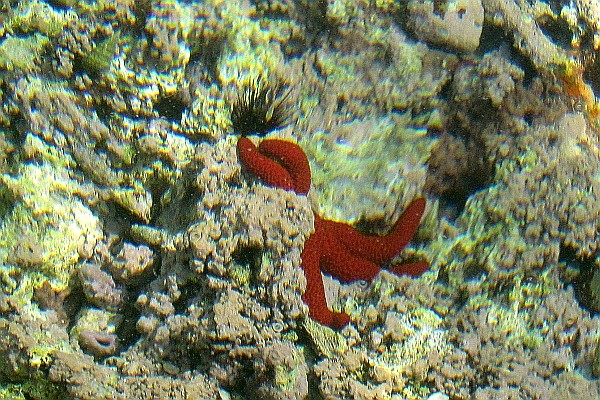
237;136;428;330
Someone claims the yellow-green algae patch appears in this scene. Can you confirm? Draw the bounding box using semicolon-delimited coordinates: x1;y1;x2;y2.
303;317;348;358
0;33;49;71
0;158;102;294
6;0;71;38
216;1;293;86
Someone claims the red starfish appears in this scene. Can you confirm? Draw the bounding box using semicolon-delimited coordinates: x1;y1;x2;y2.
237;136;428;330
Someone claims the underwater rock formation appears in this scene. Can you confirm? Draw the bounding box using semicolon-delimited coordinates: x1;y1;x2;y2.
407;0;484;54
0;0;599;399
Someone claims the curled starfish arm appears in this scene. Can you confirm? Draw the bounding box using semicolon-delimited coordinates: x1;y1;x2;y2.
237;137;294;191
258;139;311;195
301;219;350;329
334;197;427;264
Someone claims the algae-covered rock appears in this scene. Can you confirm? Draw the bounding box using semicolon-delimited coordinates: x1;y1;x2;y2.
0;33;49;72
109;185;153;223
8;0;70;37
434;112;600;288
0;162;102;292
304;113;436;223
0;0;599;398
303;316;348;358
78;33;120;75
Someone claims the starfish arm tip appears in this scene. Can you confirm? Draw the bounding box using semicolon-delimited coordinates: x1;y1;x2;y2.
388;260;429;278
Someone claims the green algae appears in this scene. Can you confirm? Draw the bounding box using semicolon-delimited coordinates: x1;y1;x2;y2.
216;1;294;86
0;33;49;71
229;262;252;287
0;0;72;70
79;33;120;75
303;317;348;358
0;160;102;294
109;184;153;223
0;377;69;400
8;0;68;37
586;259;600;312
273;345;307;395
130;224;172;249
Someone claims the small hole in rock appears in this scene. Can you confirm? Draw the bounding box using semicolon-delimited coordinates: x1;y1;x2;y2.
154;93;187;122
232;245;263;270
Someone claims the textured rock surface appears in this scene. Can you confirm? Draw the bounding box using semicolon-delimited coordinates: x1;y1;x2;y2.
407;0;484;53
1;0;600;399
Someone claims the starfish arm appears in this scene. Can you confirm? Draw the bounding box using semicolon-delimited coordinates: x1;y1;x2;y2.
301;217;350;330
237;137;294;191
388;260;429;278
334;197;427;264
258;139;311;195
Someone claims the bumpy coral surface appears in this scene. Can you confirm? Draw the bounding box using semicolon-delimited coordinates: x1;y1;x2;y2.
1;0;600;399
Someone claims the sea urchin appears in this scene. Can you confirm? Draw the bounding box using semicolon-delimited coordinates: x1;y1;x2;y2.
231;76;293;136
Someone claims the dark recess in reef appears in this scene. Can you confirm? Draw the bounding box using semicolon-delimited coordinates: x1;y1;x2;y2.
582;48;600;98
132;0;153;34
536;12;575;50
232;244;264;287
477;18;538;86
154;92;187;122
232;244;263;270
114;294;142;347
563;243;600;313
229;360;262;399
295;0;340;46
424;131;494;218
172;280;202;315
